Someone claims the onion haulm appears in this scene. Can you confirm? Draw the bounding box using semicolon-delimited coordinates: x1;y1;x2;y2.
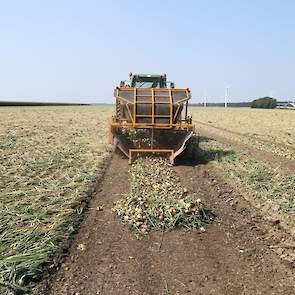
112;157;213;236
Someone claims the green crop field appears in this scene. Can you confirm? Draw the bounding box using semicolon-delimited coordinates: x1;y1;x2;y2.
0;105;113;294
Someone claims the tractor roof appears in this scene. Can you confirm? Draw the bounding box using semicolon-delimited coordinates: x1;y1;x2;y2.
131;73;166;78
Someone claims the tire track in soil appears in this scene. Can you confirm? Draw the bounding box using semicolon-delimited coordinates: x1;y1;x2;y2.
195;122;295;172
49;154;161;295
48;154;295;295
195;120;295;152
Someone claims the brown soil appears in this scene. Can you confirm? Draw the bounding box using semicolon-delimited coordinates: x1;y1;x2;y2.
196;122;295;172
45;154;295;295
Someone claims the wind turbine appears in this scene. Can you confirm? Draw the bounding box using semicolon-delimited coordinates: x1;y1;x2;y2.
224;85;230;108
204;90;207;107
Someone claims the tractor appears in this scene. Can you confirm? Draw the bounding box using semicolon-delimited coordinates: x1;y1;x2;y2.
109;73;195;164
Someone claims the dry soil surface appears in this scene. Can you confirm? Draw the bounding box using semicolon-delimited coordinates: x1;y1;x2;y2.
196;122;295;172
44;153;295;295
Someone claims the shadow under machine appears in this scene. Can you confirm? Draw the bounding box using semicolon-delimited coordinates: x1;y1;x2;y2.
109;73;195;163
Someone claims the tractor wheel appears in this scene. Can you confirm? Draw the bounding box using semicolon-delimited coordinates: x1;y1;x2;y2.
186;135;199;163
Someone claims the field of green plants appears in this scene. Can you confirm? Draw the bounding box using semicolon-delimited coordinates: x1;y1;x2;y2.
0;106;112;294
191;107;295;160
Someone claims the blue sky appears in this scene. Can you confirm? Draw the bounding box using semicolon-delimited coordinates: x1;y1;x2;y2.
0;0;295;103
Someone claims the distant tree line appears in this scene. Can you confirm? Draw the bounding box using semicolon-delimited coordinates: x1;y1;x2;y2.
192;97;278;109
0;101;90;107
251;97;277;109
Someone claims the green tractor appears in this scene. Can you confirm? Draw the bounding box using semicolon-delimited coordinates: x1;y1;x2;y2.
120;73;175;89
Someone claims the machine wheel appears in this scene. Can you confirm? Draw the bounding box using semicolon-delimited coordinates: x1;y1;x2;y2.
185;135;199;163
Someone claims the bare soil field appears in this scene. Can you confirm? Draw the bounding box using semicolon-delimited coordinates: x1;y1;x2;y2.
43;154;295;295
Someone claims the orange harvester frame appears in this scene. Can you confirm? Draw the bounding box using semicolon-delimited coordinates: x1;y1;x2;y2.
109;86;195;164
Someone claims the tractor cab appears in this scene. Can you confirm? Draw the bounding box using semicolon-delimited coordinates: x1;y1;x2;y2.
120;73;175;88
